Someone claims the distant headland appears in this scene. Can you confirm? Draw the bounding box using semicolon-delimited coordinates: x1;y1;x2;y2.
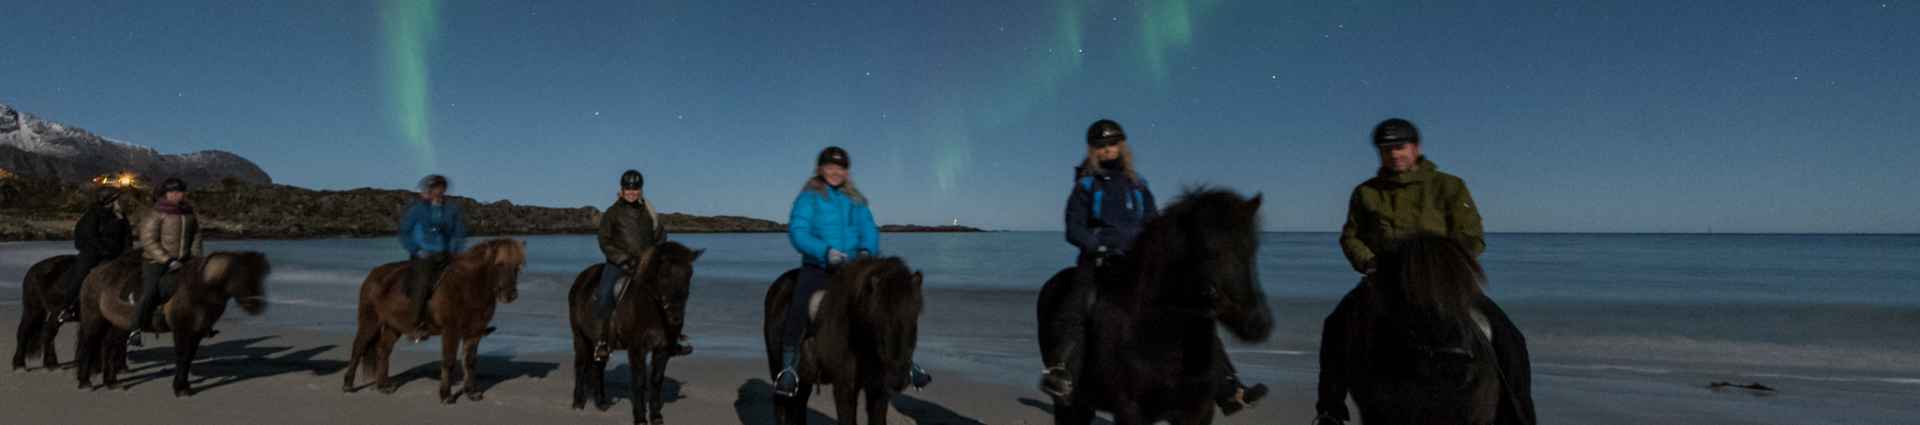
0;103;980;241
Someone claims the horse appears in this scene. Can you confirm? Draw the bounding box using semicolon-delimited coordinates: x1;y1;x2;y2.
341;238;526;404
14;254;80;371
1313;234;1535;425
567;241;703;424
72;251;272;396
1035;187;1273;425
763;257;925;425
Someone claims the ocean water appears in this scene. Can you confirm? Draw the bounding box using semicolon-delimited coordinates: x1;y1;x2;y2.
4;232;1918;417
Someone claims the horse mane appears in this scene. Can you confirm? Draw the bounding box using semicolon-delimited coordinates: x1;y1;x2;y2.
1112;185;1272;342
200;251;271;315
464;239;527;267
1371;234;1486;345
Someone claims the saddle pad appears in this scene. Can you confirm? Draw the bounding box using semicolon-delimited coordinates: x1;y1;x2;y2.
807;290;827;320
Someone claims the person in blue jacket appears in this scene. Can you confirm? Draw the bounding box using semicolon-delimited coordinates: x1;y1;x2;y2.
775;146;930;396
1042;119;1267;414
400;174;467;340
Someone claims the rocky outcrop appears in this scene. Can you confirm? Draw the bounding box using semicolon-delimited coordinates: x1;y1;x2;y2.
0;104;272;189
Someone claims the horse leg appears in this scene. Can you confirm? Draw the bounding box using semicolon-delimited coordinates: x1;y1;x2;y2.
648;350;672;425
572;332;592;409
74;317;103;390
343;310;381;392
439;336;460;404
864;387;891;425
1053;403;1096;425
374;327;401;394
39;316;63;370
171;330;203;396
832;378;861;425
462;336;483;401
102;327;128;390
628;349;649;424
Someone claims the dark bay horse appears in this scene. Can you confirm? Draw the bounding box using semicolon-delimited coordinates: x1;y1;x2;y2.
14;254;81;371
342;238;525;404
1314;234;1534;425
1036;187;1273;425
763;257;925;425
72;251;272;396
568;241;703;424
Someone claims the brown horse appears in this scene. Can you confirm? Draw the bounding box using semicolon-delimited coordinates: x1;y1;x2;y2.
342;238;526;404
14;254;79;371
568;241;703;424
764;257;925;425
1315;234;1534;425
72;251;272;396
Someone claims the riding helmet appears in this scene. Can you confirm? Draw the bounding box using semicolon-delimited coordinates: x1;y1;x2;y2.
621;170;644;190
1372;118;1420;147
1087;119;1126;146
94;186;122;203
418;174;449;191
818;146;850;168
158;178;188;194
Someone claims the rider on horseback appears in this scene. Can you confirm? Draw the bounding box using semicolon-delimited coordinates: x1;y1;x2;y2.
130;178;202;347
1042;119;1268;414
1316;119;1500;425
400;174;468;341
56;185;131;323
775;146;931;397
593;169;667;361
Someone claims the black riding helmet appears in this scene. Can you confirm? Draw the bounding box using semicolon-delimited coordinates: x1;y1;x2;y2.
818;146;850;168
620;170;644;190
418;174;449;191
157;178;188;195
1087;119;1126;147
94;185;122;204
1372;118;1420;147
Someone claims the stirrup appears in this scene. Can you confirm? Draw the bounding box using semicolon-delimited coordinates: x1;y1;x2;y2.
1218;381;1268;415
774;367;800;397
1039;366;1073;399
909;363;933;389
592;341;612;362
128;330;143;347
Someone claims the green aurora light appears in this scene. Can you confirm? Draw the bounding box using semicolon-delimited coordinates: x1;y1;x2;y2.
382;0;441;173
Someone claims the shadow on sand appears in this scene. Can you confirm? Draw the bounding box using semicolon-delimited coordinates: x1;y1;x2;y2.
1018;397;1117;425
119;336;346;393
730;378;987;425
381;355;561;394
595;362;685;405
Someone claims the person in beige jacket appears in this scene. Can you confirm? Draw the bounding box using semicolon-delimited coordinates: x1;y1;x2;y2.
130;178;203;346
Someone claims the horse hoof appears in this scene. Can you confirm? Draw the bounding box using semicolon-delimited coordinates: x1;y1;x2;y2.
467;392;484;402
441;396;458;405
571;402;585;410
377;385;397;395
175;389;193;397
595;402;613;412
649;414;665;424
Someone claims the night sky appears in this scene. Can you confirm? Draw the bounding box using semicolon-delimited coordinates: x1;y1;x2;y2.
4;1;1915;233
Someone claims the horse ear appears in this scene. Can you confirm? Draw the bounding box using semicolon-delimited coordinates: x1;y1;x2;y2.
910;272;923;291
1247;193;1263;211
691;249;706;261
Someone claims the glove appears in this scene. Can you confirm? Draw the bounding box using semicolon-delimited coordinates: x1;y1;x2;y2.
167;260;183;271
416;250;432;259
826;248;848;264
854;249;872;259
1361;258;1377;275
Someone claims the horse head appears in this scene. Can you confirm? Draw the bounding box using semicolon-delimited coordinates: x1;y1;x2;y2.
201;251;272;315
644;241;704;331
1370;234;1486;347
472;239;527;303
843;257;924;392
1135;187;1273;343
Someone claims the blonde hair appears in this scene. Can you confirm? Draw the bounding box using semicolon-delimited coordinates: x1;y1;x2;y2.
802;166;866;204
1079;141;1140;183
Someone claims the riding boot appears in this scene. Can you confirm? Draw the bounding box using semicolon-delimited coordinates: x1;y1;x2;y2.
909;363;933;389
593;323;614;362
130;261;168;346
405;254;443;341
1213;336;1268;415
593;263;623;362
774;348;800;397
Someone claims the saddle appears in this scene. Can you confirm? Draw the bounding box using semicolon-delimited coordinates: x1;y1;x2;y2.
120;272;183;333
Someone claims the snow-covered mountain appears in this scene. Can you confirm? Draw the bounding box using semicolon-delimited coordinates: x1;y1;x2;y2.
0;103;271;188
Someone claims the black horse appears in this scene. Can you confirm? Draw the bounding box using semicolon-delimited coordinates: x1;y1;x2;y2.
1313;234;1535;425
763;257;925;425
568;241;702;424
13;254;82;370
1036;187;1273;425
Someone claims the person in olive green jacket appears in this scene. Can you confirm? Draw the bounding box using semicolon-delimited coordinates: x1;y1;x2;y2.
591;169;665;360
130;178;203;346
1337;118;1484;274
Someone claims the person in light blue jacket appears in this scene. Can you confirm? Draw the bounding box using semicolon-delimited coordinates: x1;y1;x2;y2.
773;146;928;396
399;174;467;340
